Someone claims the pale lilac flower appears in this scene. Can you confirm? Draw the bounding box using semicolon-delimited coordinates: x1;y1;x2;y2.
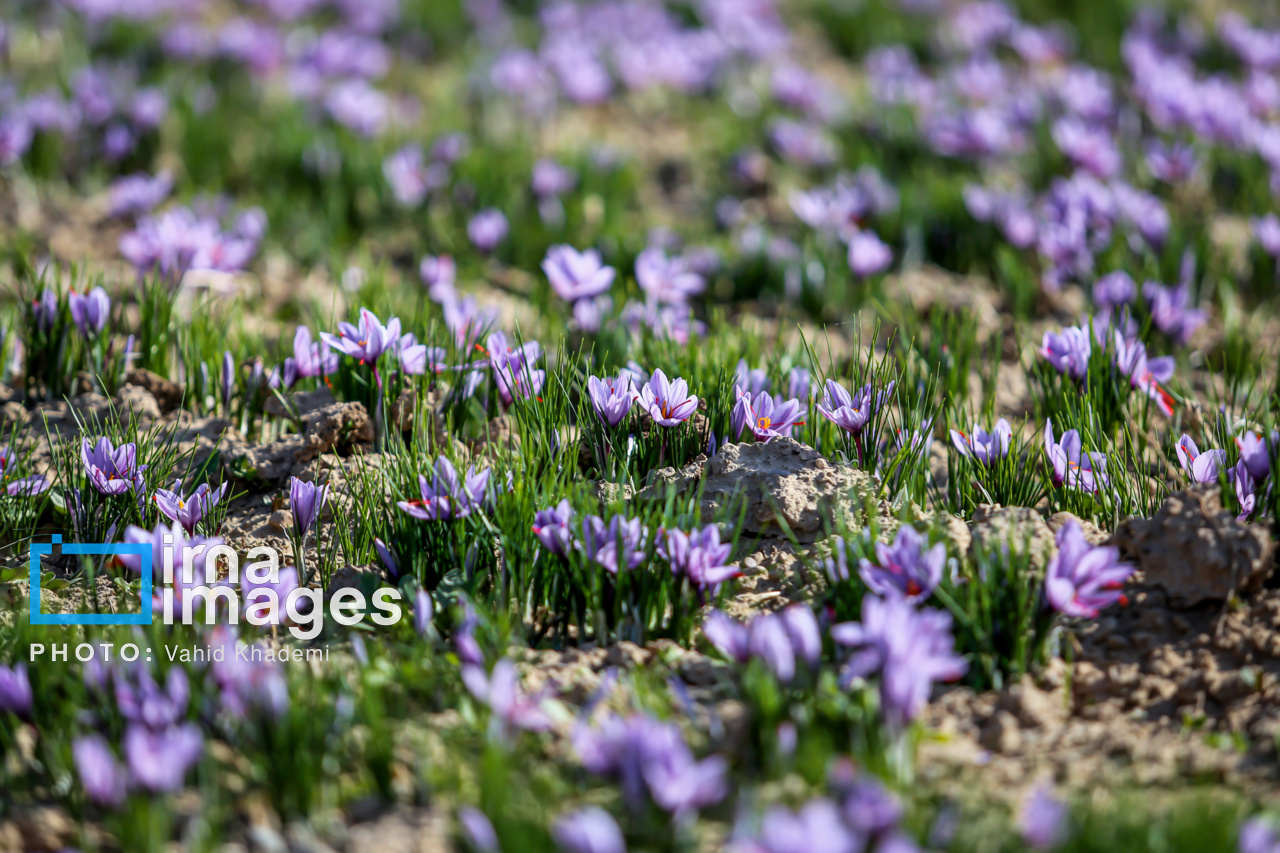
395;333;446;375
635;247;704;304
1232;460;1257;521
325;78;388;136
1040;326;1092;380
0;664;31;715
702;609;817;684
1112;333;1176;416
1052;118;1121;178
816;379;894;437
82;437;143;496
949;418;1012;465
118;520;223;583
33;288;58;332
1239;817;1280;853
123;722;202;792
543;245;616;302
754;799;860;853
462;658;553;733
578;515;648;574
293;326;338;377
1235;432;1272;483
398;457;489;521
532;500;574;557
635;369;698;427
1093;271;1136;309
1142;279;1205;345
1146;140;1197;183
732;391;805;442
320;308;401;364
1019;785;1069;850
769;118;837;167
831;594;967;727
73;735;127;807
1044;420;1107;492
484;331;545;406
553;807;626;853
69;287;110;339
383;145;437;206
859;525;945;603
532;158;577;197
419;254;456;299
468;209;509;252
1253;214;1280;257
153;481;228;534
458;808;500;853
290;476;328;533
658;525;738;590
241;565;299;626
443;295;499;347
109;171;173;217
847;231;893;277
1045;521;1134;618
1175;435;1226;483
587;374;635;427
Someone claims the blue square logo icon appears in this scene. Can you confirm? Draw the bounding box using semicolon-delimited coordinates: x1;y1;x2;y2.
29;536;153;625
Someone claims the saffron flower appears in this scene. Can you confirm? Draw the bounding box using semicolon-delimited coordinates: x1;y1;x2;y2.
73;735;127;807
82;437;144;496
755;799;861;853
395;333;446;375
635;369;698;427
468;208;509;252
702;607;820;684
0;663;32;715
118;520;223;582
458;808;500;853
532;500;574;557
320;308;401;364
1235;432;1273;483
859;525;946;602
949;418;1012;465
732;391;805;442
123;722;203;793
735;360;770;397
1232;460;1257;521
289;476;329;533
419;254;456;299
1040;326;1092;380
462;658;554;734
1044;520;1134;618
657;525;739;590
483;331;545;406
1254;214;1280;258
847;230;893;277
816;378;894;437
587;373;635;427
153;481;228;535
69;286;110;338
579;514;648;574
1239;817;1280;853
552;807;627;853
414;588;433;636
542;245;616;302
1142;279;1206;345
397;457;489;521
1018;785;1069;850
1112;332;1175;416
635;247;704;304
292;326;338;378
1044;420;1107;492
1175;435;1226;484
831;594;967;727
33;288;58;332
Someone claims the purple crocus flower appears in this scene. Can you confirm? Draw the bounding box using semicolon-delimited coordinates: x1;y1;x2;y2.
755;799;860;853
735;360;771;397
1019;785;1069;850
788;367;811;402
1175;435;1226;483
1093;271;1136;309
412;588;433;636
1233;460;1257;521
382;145;434;206
949;418;1012;465
33;288;58;332
657;525;739;590
289;476;328;533
293;326;338;377
82;437;143;496
702;609;814;684
732;391;806;442
419;254;456;299
831;594;967;727
552;807;626;853
73;735;127;807
109;171;174;217
320;308;401;364
779;604;822;668
1039;326;1092;380
816;379;894;437
1044;420;1107;492
468;209;509;252
532;158;577;197
579;514;648;574
1044;521;1134;618
635;247;705;304
484;331;545;406
123;722;203;793
859;525;946;603
462;658;553;734
1146;140;1197;184
587;374;635;427
635;369;698;427
1235;432;1272;483
1253;214;1280;257
543;245;616;303
532;500;574;557
0;664;31;715
847;231;893;277
221;351;235;411
398;457;490;521
458;807;500;853
1142;279;1205;345
118;520;223;583
153;481;228;535
1111;332;1176;416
